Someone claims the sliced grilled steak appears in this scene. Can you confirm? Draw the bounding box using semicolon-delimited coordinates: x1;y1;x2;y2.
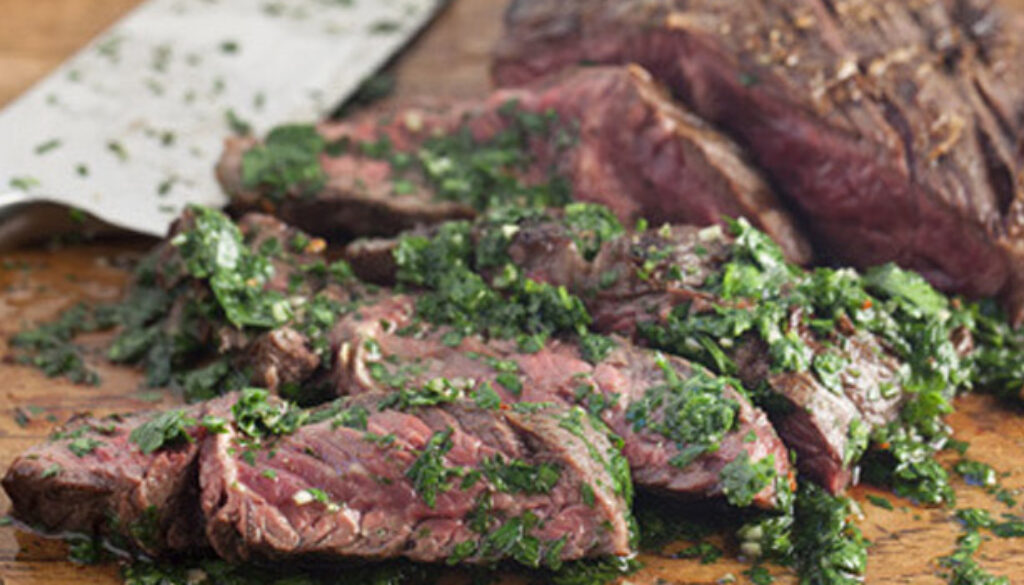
1;397;231;555
328;295;793;509
342;214;906;492
218;66;811;263
202;393;632;565
494;0;1024;321
4;391;632;566
504;219;905;492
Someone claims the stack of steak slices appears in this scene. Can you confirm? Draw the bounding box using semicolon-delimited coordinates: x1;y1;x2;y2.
344;208;935;494
328;295;792;508
3;206;797;570
493;0;1024;322
4;390;634;566
121;207;797;509
217;65;812;264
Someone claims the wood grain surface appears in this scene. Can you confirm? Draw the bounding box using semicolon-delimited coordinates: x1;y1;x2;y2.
2;1;1024;584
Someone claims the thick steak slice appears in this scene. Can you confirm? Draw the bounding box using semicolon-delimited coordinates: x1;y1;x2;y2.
493;0;1024;321
218;66;811;264
201;394;633;565
0;398;232;555
329;296;793;509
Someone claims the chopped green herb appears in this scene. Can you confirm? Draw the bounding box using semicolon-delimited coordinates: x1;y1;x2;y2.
406;428;460;508
130;409;196;454
719;452;776;508
225;109;252;136
482;455;561;494
68;436;102;457
866;494;894;510
34;138;62;155
241;124;326;201
107;140;128;161
954;460;998;488
232;388;307;439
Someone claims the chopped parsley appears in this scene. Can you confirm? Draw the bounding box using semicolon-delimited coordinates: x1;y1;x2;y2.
67;436;102;457
791;483;867;585
393;215;596;356
719;452;777;508
482;455;561;494
405;428;457;508
625;358;739;471
376;377;468;411
231;388;307;439
241;124;326;202
361;100;574;212
129;409;195;454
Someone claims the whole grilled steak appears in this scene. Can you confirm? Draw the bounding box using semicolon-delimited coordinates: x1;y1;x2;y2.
3;392;634;566
493;0;1024;321
218;66;811;264
328;295;793;509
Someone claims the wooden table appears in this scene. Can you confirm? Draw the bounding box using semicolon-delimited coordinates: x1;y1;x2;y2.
2;2;1024;584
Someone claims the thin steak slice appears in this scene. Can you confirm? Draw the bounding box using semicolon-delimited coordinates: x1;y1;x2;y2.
1;397;232;555
218;66;811;264
201;393;633;565
494;0;1024;321
328;295;793;509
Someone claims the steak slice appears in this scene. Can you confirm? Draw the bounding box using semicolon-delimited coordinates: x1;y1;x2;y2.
1;397;233;555
218;66;811;264
201;393;632;565
493;0;1024;321
328;295;793;509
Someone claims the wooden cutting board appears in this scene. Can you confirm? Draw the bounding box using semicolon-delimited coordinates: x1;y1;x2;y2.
3;1;1024;584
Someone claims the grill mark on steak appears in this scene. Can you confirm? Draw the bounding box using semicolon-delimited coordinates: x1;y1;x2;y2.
217;66;812;264
493;0;1024;322
328;295;793;508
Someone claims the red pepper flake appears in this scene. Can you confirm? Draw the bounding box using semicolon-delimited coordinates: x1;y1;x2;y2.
861;298;873;310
